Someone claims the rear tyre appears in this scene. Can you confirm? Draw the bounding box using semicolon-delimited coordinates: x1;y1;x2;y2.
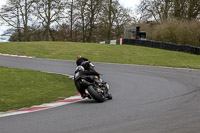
87;85;105;103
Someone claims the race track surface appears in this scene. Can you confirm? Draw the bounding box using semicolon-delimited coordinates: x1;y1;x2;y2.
0;55;200;133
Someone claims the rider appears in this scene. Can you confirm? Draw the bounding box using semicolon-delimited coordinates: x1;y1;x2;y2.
76;55;99;73
75;56;108;99
76;56;88;66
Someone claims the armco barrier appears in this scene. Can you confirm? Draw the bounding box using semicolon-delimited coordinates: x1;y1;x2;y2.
122;39;200;55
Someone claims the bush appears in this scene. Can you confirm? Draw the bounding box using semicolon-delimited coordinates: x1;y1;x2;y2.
139;19;200;47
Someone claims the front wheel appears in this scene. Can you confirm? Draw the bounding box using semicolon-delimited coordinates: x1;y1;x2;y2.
87;85;105;103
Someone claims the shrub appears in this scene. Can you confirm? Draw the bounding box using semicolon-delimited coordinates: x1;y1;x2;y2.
139;19;200;47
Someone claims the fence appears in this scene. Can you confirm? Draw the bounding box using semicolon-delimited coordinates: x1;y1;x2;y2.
122;39;200;55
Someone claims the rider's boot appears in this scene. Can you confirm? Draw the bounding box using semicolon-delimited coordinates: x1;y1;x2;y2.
104;83;112;100
81;93;92;99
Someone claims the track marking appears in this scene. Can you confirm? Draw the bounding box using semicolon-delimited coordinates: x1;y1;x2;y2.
0;53;34;58
0;94;84;118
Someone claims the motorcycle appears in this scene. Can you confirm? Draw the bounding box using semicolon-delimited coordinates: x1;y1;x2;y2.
74;65;112;103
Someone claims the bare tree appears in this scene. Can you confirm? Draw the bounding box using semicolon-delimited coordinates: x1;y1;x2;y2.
86;0;102;42
77;0;88;42
99;0;129;40
65;0;78;41
114;4;131;39
1;0;133;42
34;0;65;41
138;0;173;22
0;0;34;41
138;0;200;22
19;0;34;41
187;0;200;19
107;0;114;40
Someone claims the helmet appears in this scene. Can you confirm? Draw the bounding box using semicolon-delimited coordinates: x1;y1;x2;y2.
77;55;82;59
76;66;84;71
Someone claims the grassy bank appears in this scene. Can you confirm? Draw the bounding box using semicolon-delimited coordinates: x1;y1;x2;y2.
0;67;77;112
0;41;200;69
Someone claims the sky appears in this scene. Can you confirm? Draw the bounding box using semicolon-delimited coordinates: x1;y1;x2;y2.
0;0;9;41
0;0;141;41
119;0;141;11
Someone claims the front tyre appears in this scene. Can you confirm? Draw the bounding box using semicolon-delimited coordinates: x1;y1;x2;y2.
87;85;105;103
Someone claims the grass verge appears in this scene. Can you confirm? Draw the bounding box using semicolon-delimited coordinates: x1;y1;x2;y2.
0;41;200;69
0;67;77;112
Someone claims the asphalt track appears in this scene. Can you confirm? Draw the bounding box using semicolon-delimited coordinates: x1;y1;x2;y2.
0;55;200;133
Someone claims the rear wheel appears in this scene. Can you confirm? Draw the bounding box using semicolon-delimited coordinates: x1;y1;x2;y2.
87;85;105;103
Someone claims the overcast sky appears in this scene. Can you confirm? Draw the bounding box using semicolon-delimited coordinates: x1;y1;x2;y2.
0;0;140;9
119;0;140;10
0;0;141;41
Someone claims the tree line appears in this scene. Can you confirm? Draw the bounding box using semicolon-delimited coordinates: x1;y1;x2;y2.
0;0;200;46
0;0;131;42
138;0;200;22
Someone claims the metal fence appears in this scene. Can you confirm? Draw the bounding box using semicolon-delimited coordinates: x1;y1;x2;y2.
122;39;200;55
99;39;200;55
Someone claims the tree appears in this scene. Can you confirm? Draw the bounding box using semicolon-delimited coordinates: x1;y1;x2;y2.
138;0;200;22
19;0;34;41
0;0;34;41
138;0;173;22
86;0;102;42
34;0;65;41
77;0;88;42
99;0;130;40
114;4;131;39
1;0;21;41
187;0;200;19
100;0;116;40
1;0;133;42
65;0;78;41
107;0;114;40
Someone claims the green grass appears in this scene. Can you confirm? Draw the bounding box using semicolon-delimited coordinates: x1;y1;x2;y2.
0;67;77;112
0;41;200;69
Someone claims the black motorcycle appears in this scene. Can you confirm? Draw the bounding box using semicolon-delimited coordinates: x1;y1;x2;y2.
74;65;112;103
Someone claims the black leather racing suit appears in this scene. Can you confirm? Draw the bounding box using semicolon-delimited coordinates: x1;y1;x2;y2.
75;57;100;96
